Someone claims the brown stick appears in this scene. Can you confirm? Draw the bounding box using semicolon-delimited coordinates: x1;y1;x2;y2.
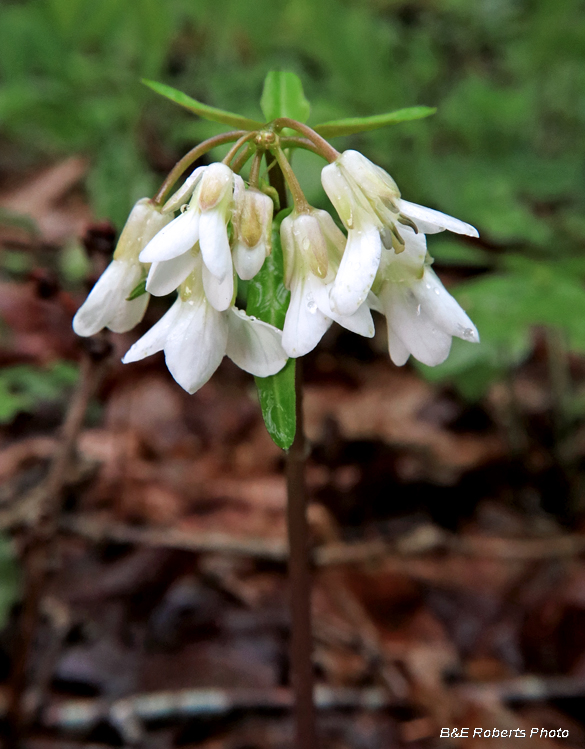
6;340;110;748
267;158;317;748
286;361;317;749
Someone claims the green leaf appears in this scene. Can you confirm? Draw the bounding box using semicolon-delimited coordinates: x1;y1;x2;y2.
142;79;264;131
260;71;311;124
126;277;147;301
247;209;295;449
314;106;436;138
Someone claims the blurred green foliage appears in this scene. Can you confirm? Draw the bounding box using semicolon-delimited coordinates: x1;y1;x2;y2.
0;363;78;423
1;0;585;398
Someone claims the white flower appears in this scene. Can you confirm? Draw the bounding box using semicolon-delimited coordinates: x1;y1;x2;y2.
231;177;273;280
139;163;236;311
122;254;288;394
372;227;479;367
280;209;375;358
72;198;171;337
321;150;479;318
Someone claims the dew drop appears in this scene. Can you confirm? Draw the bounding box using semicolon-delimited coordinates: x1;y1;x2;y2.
434;288;440;295
461;327;477;341
416;304;421;316
306;293;317;314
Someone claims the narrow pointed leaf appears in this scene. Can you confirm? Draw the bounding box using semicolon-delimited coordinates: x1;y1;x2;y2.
247;209;295;449
314;106;436;138
126;278;147;301
143;79;264;130
260;71;311;124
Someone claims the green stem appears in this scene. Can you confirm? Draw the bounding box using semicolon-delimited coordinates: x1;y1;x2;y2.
231;143;255;174
280;136;327;158
272;148;310;213
248;150;263;188
222;131;257;167
273;118;339;163
153;131;246;206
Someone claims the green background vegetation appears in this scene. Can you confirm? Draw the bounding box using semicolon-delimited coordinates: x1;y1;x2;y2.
1;0;584;403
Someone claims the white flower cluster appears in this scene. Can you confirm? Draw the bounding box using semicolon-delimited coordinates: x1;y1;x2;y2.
73;150;479;393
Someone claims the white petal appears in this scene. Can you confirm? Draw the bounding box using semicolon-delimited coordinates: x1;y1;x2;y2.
107;293;149;333
162;167;206;213
386;325;410;366
164;297;228;394
396;199;479;238
282;276;332;358
233;240;267;280
226;307;288;377
202;263;233;311
412;269;479;343
139;210;199;263
113;199;173;262
367;290;383;314
329;226;382;316
146;252;198;296
308;275;374;338
73;260;138;337
122;296;183;363
280;215;296;289
199;208;232;281
381;284;452;366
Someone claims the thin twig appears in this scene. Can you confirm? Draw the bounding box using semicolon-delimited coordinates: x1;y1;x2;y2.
59;515;585;564
9;675;585;735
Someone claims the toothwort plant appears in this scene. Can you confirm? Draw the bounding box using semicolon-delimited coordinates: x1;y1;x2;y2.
72;72;480;749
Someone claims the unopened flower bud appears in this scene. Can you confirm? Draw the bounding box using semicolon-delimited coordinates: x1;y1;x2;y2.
232;182;273;280
73;199;171;337
197;163;233;211
113;198;171;262
280;208;374;358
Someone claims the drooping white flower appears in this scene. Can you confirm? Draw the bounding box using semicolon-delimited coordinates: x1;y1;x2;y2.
140;163;236;311
122;254;288;394
280;209;375;358
231;177;273;280
321;150;478;318
73;198;171;337
372;227;479;367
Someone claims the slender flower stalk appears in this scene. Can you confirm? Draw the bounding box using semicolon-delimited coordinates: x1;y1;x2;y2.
273;118;340;163
153;131;247;206
273;148;310;213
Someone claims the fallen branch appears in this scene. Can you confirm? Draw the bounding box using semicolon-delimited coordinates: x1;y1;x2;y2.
60;515;585;565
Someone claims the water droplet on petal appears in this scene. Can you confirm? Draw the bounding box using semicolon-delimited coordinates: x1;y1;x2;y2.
306;293;317;314
461;327;477;341
416;304;421;316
